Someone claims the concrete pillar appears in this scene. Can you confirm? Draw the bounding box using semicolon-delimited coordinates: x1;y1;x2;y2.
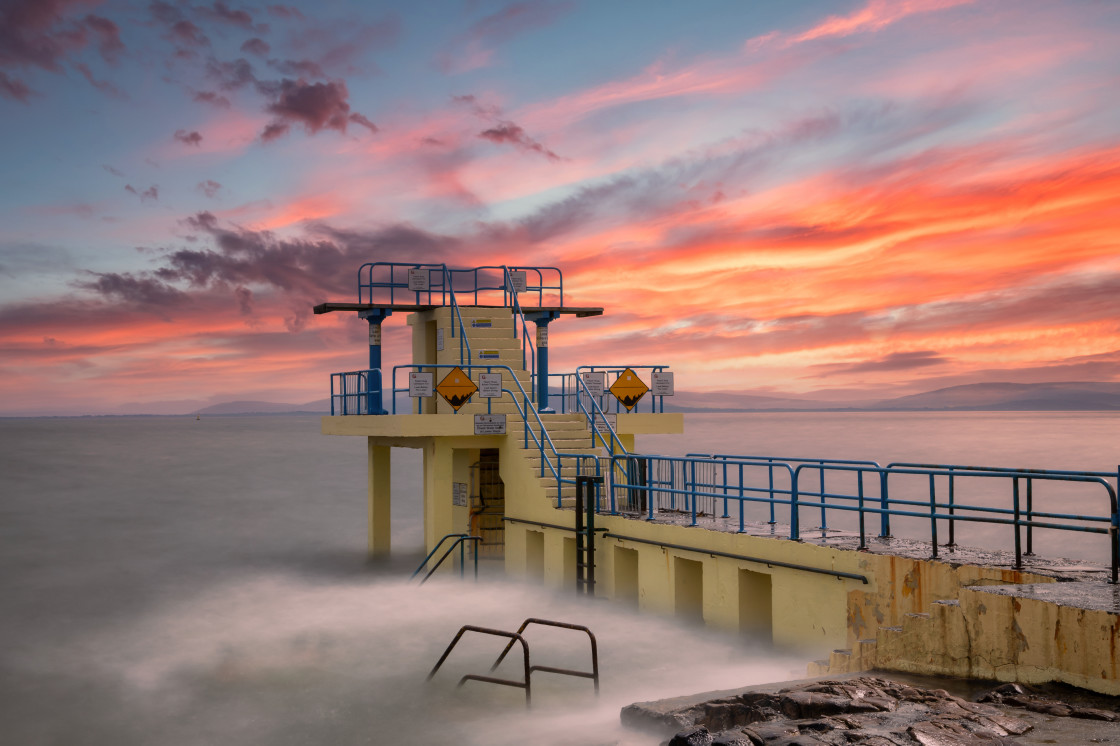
368;440;391;556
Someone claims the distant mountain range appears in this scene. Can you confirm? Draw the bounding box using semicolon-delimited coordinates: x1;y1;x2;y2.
669;382;1120;413
192;381;1120;416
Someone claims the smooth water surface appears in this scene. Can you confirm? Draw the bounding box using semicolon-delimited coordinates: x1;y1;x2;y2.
0;415;798;745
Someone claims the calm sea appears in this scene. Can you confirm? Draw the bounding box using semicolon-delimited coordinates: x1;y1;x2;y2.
1;412;1116;744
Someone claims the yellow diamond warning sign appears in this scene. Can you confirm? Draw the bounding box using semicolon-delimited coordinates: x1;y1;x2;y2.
609;367;649;411
436;366;478;411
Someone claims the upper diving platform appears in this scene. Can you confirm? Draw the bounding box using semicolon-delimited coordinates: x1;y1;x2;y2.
312;262;602;317
313;262;675;424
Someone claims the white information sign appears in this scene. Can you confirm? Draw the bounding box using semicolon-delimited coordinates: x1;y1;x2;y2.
508;270;527;294
581;371;606;397
368;324;381;346
408;371;433;397
536;325;548;348
591;413;617;434
478;373;502;398
452;482;468;507
474;414;507;435
651;371;675;396
436;327;444;351
407;267;430;291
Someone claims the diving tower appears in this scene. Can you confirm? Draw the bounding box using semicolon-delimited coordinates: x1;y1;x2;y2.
315;262;1120;698
313;262;683;560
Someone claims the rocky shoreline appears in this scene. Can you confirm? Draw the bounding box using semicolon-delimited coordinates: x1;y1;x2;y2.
621;675;1119;745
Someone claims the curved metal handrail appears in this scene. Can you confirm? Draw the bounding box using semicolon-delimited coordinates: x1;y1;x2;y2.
412;533;481;583
427;625;533;706
489;618;599;693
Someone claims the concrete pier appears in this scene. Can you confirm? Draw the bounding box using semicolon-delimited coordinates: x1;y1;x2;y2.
315;263;1120;697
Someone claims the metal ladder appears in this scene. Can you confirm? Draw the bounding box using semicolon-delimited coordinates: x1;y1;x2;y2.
574;475;604;595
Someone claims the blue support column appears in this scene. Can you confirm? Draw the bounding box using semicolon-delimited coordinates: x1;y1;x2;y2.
526;311;560;413
360;308;392;415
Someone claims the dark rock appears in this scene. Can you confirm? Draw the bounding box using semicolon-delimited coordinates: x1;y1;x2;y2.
779;692;852;719
669;725;713;746
1070;706;1120;721
745;722;799;741
992;683;1027;696
625;675;1083;745
793;718;837;733
735;727;766;746
768;736;828;746
710;730;758;746
1026;701;1072;717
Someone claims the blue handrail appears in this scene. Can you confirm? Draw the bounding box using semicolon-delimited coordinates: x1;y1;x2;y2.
560;366;672;414
330;369;382;415
571;370;628;458
390;363;602;507
412;533;482;583
607;453;1119;582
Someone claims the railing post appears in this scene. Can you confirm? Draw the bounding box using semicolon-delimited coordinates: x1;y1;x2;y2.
928;473;938;558
690;460;698;526
1113;467;1119;585
818;463;828;533
790;468;801;541
857;470;866;550
947;470;956;548
1025;477;1034;556
738;463;746;533
879;470;891;538
1013;477;1022;570
767;462;776;525
721;461;729;518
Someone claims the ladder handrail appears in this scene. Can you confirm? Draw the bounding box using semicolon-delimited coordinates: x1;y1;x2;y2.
390;363;602;502
439;265;472;367
489;618;600;694
572;371;628;457
412;533;481;583
427;625;533;706
501;266;536;386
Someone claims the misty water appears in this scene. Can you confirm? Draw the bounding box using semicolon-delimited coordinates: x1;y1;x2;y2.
2;412;1117;744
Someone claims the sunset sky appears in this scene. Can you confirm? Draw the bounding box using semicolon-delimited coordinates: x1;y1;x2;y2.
2;0;1119;415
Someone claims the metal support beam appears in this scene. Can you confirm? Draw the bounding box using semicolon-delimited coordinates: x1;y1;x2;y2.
360;308;392;414
525;311;560;413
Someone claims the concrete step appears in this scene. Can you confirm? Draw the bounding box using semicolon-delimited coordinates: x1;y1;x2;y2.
812;638;878;676
461;328;521;340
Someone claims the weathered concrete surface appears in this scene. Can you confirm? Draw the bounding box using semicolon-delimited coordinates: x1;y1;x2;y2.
622;675;1120;745
874;582;1120;695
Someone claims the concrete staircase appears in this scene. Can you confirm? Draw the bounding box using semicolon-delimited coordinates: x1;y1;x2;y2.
509;414;603;507
440;306;606;509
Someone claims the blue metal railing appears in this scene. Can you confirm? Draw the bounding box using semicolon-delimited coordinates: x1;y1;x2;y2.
688;454;883;533
390;363;602;508
509;266;563;308
357;262;472;366
350;262;566;409
547;366;672;415
412;533;482;584
607;453;1119;582
330;369;383;415
502;267;535;383
571;370;629;458
358;262;448;305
